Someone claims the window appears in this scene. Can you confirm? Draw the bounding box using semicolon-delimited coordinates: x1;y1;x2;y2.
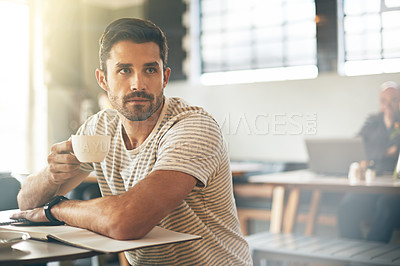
199;0;317;85
342;0;400;75
0;0;29;172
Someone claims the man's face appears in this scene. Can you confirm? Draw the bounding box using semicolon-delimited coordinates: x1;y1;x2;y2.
380;87;400;116
100;41;170;121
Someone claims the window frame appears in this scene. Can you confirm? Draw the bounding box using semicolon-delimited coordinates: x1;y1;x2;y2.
339;0;400;76
197;0;318;85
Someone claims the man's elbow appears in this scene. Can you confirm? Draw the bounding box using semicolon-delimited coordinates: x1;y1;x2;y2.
105;219;151;240
17;192;30;211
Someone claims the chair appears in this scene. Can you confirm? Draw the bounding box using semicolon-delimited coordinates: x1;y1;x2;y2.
0;173;20;211
234;183;275;235
234;183;338;236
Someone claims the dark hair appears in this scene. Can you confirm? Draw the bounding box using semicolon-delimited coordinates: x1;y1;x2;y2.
99;18;168;77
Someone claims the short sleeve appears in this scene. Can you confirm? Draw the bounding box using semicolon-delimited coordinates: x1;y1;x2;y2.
152;113;224;187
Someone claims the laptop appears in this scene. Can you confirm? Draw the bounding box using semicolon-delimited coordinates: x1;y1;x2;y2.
305;138;367;176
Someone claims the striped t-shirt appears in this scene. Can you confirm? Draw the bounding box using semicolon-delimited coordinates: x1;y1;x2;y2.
77;97;252;265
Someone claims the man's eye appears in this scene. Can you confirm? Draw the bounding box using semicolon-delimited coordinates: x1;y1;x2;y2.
146;67;157;74
119;68;131;74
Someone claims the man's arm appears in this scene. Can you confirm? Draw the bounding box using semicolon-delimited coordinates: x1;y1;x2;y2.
14;169;196;240
17;140;89;210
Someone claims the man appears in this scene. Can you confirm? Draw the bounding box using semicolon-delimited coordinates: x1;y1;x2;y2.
337;81;400;243
14;18;252;265
360;81;400;173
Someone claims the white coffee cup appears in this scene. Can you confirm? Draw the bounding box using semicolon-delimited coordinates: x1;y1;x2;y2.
71;135;111;162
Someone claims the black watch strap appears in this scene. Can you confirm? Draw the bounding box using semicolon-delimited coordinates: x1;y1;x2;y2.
44;195;69;225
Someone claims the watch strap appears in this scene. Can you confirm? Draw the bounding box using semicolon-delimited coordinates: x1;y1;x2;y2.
44;195;68;225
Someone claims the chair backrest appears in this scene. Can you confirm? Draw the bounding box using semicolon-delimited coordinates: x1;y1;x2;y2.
0;176;21;210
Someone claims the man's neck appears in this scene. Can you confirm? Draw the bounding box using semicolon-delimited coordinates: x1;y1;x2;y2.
120;101;165;150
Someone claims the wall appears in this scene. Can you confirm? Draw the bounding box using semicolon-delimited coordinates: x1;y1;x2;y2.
42;0;85;146
41;0;400;164
44;1;144;148
165;72;400;162
81;4;113;96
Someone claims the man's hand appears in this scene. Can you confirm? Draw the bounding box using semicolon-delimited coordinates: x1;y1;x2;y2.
10;208;49;223
47;140;81;185
385;145;398;157
17;140;89;211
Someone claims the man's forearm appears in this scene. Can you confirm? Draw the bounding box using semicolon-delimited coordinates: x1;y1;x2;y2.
17;167;60;210
51;196;131;239
13;170;196;241
50;170;197;240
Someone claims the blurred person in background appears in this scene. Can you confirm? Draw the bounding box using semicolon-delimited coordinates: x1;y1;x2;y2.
360;81;400;173
338;81;400;243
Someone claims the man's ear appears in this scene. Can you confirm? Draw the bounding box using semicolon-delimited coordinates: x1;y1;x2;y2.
96;68;108;91
163;67;171;88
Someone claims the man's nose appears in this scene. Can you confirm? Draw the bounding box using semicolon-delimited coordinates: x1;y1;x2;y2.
130;73;145;91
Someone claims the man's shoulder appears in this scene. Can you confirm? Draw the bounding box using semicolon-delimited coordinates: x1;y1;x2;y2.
364;113;383;125
167;97;204;111
98;108;119;119
166;97;214;121
80;109;120;135
162;98;222;139
359;113;384;136
86;108;119;124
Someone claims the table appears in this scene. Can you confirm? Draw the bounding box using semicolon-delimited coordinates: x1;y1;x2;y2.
247;231;400;266
248;170;400;235
0;239;99;266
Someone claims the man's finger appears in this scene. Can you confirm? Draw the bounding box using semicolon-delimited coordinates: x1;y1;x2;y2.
10;209;49;223
10;211;27;219
49;163;80;174
49;168;82;184
50;153;80;165
51;140;73;154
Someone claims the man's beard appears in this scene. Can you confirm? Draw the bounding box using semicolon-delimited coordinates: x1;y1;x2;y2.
110;91;164;122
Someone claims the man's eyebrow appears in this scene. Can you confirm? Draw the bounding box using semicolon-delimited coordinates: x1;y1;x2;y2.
115;63;132;68
144;61;161;67
114;62;161;68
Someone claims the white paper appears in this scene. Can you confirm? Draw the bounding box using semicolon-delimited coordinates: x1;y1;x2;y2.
0;210;200;253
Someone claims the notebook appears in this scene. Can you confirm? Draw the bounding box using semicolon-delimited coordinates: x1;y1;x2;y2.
0;209;201;253
305;138;367;176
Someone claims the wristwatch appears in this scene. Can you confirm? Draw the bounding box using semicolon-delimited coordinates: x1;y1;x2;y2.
44;195;69;225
